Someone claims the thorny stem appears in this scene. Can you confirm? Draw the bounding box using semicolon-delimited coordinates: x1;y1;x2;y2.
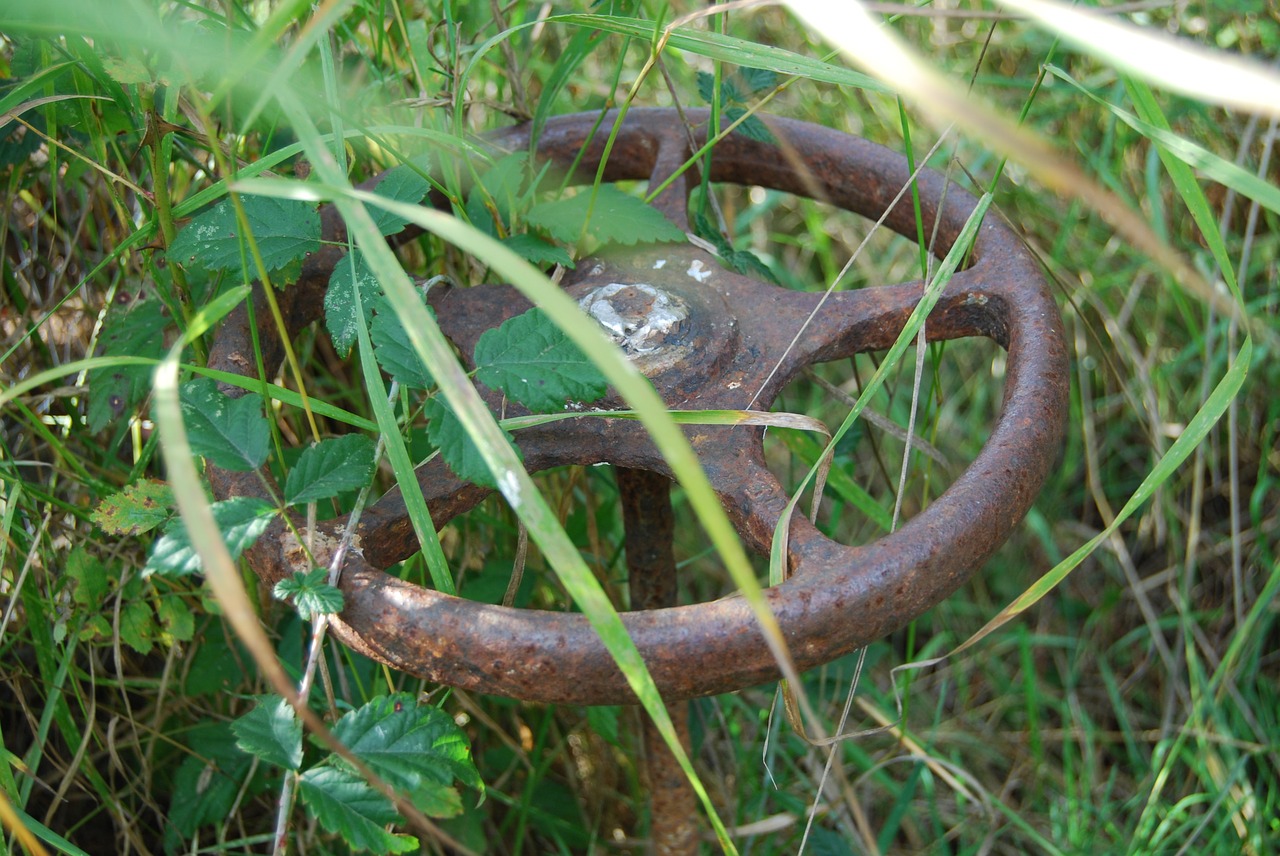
270;377;401;855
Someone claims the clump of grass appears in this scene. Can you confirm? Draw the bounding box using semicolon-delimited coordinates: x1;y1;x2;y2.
2;2;1277;854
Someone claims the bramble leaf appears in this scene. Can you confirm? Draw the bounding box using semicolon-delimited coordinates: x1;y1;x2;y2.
169;194;321;278
92;479;174;536
696;70;734;103
367;156;433;236
179;377;270;472
284;434;376;506
119;596;155;654
326;250;383;358
299;765;416;854
503;232;573;268
466;152;530;236
473;307;608;412
101;55;151;86
329;692;480;814
424;395;520;489
156;595;195;643
525;185;684;247
232;695;303;771
273;568;345;620
65;545;111;608
168;723;253;842
692;210;778;283
724;106;775;144
738;65;779;94
87;287;168;432
695;68;777;143
144;497;276;577
371;305;436;389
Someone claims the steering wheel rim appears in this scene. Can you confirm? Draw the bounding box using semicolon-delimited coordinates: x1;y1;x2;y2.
206;108;1068;704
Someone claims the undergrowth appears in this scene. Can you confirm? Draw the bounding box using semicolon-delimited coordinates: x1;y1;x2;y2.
1;1;1277;854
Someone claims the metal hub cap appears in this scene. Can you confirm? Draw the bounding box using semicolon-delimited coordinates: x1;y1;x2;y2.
579;281;692;375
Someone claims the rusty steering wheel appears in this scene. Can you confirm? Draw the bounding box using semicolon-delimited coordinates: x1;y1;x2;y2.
206;108;1068;705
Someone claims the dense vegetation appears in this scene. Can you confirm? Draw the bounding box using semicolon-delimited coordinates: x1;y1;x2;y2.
1;1;1276;853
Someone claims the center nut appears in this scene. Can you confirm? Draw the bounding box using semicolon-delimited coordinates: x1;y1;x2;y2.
579;282;693;376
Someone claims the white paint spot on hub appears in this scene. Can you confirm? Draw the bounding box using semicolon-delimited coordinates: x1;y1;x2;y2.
579;282;689;356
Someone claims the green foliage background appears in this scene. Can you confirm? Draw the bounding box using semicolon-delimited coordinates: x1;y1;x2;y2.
1;1;1277;853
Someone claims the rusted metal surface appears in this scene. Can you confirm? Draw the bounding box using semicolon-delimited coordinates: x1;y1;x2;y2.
617;468;697;854
206;108;1069;705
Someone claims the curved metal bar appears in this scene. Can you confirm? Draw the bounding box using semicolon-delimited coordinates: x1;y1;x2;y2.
205;109;1068;704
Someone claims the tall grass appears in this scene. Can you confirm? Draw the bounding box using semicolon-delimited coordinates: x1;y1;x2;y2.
1;1;1277;853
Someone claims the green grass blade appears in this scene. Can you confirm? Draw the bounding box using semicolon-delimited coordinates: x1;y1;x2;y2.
457;10;887;120
767;192;994;586
782;0;1267;345
249;102;745;848
914;337;1251;662
995;0;1280;118
555;14;888;93
345;255;456;595
1044;67;1280;223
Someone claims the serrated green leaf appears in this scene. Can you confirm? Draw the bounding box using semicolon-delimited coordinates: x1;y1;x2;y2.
330;693;480;803
299;765;416;854
465;152;530;236
526;185;685;247
144;497;276;577
691;210;778;283
119;597;155;654
368;156;432;236
371;306;436;389
695;70;718;104
326;250;383;358
724;106;775;144
169;723;253;839
464;190;497;238
101;55;151;85
474;308;609;412
502;233;573;268
424;395;520;489
171;193;319;271
295;582;344;620
412;783;463;819
179;377;270;472
65;545;111;609
272;569;313;599
92;479;174;536
168;194;321;278
78;615;111;643
87;288;168;432
273;569;345;620
284;434;376;505
232;695;303;771
738;65;778;95
723;246;778;282
155;595;195;643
